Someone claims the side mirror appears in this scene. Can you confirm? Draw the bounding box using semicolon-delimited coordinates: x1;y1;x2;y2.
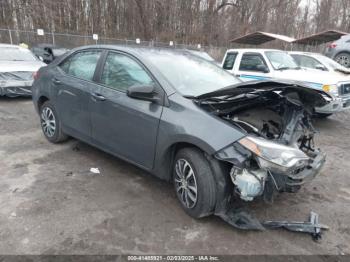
315;64;327;71
127;84;160;103
256;64;269;73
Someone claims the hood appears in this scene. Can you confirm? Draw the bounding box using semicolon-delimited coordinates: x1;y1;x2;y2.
0;61;46;73
196;79;330;108
272;68;350;85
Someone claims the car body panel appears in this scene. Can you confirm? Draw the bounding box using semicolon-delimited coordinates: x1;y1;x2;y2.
53;69;97;140
90;85;163;169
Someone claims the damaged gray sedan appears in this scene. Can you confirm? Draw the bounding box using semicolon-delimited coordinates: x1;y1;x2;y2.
0;44;45;97
32;46;328;222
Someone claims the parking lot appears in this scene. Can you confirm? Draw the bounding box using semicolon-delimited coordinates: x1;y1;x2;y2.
0;97;350;255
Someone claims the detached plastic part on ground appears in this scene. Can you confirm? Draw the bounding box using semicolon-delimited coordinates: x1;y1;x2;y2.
218;208;329;241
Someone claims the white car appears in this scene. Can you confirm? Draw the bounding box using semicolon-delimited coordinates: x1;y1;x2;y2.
289;51;350;74
221;49;350;116
0;44;46;97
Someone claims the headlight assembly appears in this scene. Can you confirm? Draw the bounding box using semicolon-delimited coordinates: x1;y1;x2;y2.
238;136;310;173
322;84;338;95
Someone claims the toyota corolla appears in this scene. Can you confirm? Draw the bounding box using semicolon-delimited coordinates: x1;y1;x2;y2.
32;45;328;222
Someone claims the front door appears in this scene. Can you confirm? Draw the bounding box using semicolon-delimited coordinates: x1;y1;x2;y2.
236;52;271;82
90;51;163;169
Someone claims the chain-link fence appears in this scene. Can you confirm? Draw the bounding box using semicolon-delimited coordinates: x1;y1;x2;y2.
0;29;228;61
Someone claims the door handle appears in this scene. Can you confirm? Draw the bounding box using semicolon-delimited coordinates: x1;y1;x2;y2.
91;92;106;101
52;78;61;84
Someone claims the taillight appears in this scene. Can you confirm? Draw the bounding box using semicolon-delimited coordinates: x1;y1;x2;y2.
33;71;39;80
327;42;337;49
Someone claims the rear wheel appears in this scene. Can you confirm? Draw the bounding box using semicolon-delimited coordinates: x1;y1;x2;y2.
335;52;350;68
40;101;68;143
173;148;217;218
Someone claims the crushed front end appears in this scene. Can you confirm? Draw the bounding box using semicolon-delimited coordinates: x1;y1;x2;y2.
196;81;327;203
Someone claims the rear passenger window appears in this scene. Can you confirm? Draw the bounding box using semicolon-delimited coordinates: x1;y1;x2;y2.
223;52;237;70
239;54;267;72
59;51;101;81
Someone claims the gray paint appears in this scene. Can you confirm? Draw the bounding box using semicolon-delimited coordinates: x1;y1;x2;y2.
32;45;245;180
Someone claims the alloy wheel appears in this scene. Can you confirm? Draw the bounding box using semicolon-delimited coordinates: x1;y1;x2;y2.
41;107;56;137
174;158;198;209
336;55;350;67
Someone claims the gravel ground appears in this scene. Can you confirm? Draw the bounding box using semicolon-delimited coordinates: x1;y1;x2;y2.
0;97;349;255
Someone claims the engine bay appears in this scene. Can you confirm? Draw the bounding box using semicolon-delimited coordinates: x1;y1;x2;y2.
195;85;326;203
197;89;316;154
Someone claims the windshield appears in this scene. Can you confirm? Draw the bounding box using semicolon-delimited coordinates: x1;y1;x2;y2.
265;51;299;70
142;50;240;96
315;54;349;71
0;47;38;61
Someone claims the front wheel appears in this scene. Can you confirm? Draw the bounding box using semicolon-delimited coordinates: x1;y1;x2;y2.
40;101;68;143
173;148;217;218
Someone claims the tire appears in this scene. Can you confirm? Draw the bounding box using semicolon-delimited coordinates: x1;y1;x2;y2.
173;147;217;218
39;100;68;143
335;52;350;68
315;113;333;118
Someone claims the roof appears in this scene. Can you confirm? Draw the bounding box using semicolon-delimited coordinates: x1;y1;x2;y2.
226;48;283;53
293;30;348;45
230;31;296;45
66;44;210;57
288;51;318;55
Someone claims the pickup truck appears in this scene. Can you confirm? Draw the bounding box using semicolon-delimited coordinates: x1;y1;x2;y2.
221;49;350;116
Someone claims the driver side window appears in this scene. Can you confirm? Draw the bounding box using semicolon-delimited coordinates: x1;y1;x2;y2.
100;52;154;92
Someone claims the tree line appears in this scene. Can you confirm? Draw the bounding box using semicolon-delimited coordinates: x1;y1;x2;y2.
0;0;349;46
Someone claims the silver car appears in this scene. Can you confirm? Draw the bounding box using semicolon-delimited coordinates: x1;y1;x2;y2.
325;34;350;68
0;44;46;97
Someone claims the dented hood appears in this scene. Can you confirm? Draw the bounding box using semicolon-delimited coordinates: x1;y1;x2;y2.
196;80;330;108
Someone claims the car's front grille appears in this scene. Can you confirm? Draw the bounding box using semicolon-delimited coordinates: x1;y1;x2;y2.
339;83;350;96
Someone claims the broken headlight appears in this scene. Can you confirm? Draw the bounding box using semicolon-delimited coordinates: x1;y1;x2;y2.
238;136;309;173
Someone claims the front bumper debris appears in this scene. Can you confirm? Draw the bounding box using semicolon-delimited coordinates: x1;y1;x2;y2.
230;150;326;203
263;211;329;241
218;208;328;241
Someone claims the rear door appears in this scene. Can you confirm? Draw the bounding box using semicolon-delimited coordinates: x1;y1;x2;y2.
90;51;164;169
53;50;102;139
236;52;271;82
